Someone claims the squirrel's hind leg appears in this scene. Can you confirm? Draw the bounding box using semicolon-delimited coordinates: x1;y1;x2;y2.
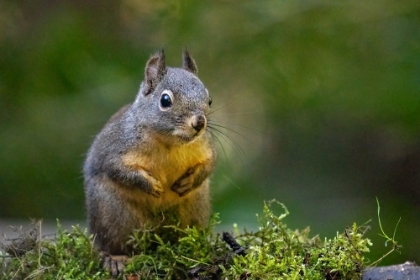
102;254;128;278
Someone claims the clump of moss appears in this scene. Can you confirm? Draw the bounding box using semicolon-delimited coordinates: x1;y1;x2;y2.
124;200;372;279
0;221;106;280
223;201;372;279
123;214;227;279
1;201;374;279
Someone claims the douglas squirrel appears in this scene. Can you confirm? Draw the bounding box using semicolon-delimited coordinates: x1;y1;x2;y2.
83;50;216;276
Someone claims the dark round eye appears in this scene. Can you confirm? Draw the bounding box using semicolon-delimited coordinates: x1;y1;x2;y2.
160;93;173;108
208;97;212;107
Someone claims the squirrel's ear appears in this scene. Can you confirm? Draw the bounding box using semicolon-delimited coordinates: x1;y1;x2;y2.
143;49;167;96
182;49;198;74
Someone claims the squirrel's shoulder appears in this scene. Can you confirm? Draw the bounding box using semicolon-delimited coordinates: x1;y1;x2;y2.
107;104;131;124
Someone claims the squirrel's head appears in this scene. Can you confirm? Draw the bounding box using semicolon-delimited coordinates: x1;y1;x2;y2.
133;50;212;144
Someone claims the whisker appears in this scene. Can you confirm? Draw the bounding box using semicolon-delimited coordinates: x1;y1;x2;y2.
208;125;246;162
210;111;263;117
208;97;241;116
222;175;242;190
209;119;263;134
208;122;255;144
209;130;229;164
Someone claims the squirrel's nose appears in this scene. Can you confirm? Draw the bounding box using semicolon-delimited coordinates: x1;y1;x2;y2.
192;115;206;132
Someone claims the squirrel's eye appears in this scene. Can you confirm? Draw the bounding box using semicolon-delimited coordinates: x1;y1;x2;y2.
160;93;173;108
208;97;212;107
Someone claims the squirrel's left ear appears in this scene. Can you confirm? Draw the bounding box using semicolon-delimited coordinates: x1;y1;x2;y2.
182;50;198;74
143;49;167;96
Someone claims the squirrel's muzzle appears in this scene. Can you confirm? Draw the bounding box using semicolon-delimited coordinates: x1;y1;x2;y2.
191;115;206;133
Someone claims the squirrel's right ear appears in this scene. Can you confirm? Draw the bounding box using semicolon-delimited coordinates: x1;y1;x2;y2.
183;49;198;74
143;49;167;96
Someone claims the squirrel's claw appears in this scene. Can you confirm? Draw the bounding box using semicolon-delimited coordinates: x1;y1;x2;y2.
137;170;164;197
172;181;193;196
149;178;164;198
172;167;197;196
150;188;163;198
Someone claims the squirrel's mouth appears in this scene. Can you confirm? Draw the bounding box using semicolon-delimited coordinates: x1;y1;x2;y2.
153;115;207;144
172;115;207;143
154;125;205;145
173;128;204;144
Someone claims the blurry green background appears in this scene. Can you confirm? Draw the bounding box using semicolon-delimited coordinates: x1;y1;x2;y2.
1;0;419;265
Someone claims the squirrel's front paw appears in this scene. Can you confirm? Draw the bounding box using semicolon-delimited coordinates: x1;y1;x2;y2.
171;167;198;196
138;170;164;198
147;174;164;198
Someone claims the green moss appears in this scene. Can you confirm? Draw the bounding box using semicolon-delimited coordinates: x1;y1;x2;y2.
1;201;376;279
0;221;106;280
220;201;371;279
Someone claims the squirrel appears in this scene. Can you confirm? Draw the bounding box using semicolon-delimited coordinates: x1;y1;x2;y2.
83;50;216;276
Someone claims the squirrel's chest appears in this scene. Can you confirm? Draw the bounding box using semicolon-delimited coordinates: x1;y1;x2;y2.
121;140;212;188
